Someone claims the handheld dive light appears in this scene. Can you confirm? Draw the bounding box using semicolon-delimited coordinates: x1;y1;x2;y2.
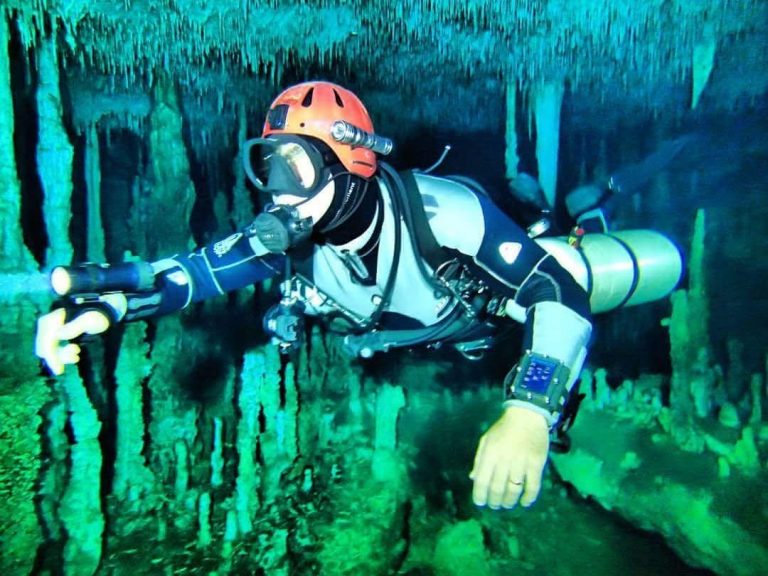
50;262;156;296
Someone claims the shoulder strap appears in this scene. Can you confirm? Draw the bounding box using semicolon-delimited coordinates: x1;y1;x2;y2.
441;174;490;198
396;169;452;271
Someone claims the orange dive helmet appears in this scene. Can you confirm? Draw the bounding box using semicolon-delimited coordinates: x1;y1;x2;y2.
262;81;379;178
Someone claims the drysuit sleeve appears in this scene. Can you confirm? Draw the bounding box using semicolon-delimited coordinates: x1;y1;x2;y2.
119;231;285;322
431;185;592;427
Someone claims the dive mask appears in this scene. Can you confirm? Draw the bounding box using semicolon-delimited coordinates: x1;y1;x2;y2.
242;135;332;196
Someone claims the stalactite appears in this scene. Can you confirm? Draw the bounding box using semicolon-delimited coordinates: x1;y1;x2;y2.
7;0;763;127
231;99;253;225
692;24;717;109
36;28;75;268
532;81;564;209
504;79;519;182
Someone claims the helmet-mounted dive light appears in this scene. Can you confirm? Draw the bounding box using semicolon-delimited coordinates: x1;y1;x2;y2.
330;120;393;156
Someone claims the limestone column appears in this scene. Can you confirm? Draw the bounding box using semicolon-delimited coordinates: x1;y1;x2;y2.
0;8;44;364
0;14;35;272
36;27;74;268
84;123;105;262
0;20;50;574
59;371;104;575
145;74;195;259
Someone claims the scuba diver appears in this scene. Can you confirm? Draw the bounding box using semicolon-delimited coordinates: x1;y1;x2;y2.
508;133;694;238
35;81;595;511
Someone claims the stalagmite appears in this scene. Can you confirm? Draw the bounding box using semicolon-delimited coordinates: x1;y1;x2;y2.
283;361;300;463
38;397;68;545
220;509;239;566
533;81;564;209
0;14;34;271
235;351;264;535
170;437;200;530
0;383;48;575
261;346;288;499
36;30;75;268
84;123;105;262
210;417;224;487
687;208;709;333
113;323;154;504
197;492;212;548
146;316;201;530
664;209;712;451
593;368;611;409
174;440;190;497
748;374;763;426
372;383;406;481
374;384;405;451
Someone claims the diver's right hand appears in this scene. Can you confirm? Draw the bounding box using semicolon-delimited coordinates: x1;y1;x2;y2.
35;308;111;375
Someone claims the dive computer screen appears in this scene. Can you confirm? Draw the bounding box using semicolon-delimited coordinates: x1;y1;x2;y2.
519;355;559;395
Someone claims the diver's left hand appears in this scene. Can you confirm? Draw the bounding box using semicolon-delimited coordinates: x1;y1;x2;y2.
470;405;549;509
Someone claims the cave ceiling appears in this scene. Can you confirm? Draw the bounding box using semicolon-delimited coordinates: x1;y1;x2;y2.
6;1;767;148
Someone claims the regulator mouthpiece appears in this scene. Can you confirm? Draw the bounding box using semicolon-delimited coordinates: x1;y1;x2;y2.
50;262;155;296
331;120;393;156
248;205;313;253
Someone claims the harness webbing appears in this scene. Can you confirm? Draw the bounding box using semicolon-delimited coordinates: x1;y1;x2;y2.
292;166;498;355
397;169;452;272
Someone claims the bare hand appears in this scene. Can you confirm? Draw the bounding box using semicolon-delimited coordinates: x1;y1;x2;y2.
470;405;549;509
35;308;110;375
